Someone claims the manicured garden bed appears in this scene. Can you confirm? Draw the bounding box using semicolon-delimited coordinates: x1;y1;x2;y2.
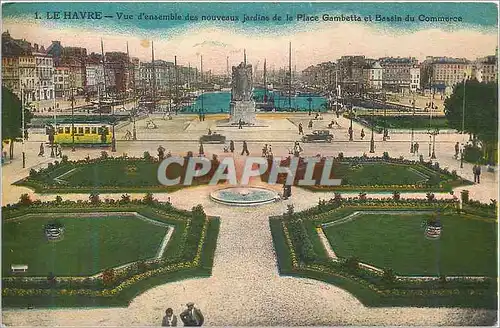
269;197;497;308
262;156;472;192
352;115;448;132
3;215;168;276
1;196;220;307
323;212;497;276
14;154;222;193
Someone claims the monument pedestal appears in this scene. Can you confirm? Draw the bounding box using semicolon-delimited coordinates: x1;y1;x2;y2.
229;100;256;125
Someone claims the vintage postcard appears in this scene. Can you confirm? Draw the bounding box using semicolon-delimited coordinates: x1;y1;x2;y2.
1;1;498;326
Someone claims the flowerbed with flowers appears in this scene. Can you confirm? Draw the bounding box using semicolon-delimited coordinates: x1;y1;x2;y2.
2;196;220;308
269;196;497;308
262;155;472;192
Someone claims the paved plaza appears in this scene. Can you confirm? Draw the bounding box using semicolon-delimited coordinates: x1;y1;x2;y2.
1;113;498;326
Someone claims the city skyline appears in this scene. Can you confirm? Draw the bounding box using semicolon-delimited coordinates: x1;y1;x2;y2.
2;2;498;73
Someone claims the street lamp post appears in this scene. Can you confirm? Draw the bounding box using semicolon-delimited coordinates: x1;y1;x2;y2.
460;76;466;168
21;84;26;168
71;84;75;152
382;92;388;141
410;97;415;153
431;128;438;159
369;107;375;153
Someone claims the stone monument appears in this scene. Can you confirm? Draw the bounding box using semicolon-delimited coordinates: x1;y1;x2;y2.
229;55;256;125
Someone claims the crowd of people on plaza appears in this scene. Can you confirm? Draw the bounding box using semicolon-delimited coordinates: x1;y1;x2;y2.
161;302;204;327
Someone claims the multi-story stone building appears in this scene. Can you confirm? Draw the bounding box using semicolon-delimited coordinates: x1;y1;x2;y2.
2;31;54;103
139;60;174;94
337;55;366;92
104;51;130;95
363;61;383;90
422;56;473;95
410;67;421;93
301;62;337;89
53;66;70;98
474;55;497;83
378;57;418;94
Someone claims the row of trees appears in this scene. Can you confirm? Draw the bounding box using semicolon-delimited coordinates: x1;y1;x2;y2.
2;86;33;159
444;79;498;164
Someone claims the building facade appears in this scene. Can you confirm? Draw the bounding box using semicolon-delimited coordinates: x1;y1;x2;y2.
474;55;497;83
379;57;418;93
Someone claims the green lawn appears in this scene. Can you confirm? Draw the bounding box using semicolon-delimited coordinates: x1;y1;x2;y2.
337;163;427;186
324;213;497;276
356;115;448;130
18;159;215;193
2;216;168;276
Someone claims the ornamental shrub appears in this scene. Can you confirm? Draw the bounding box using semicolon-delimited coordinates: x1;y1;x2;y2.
382;152;389;160
288;219;316;263
191;204;206;219
61;155;68;163
343;256;359;273
29;168;37;177
19;193;32;206
143;151;151;160
55;195;63;203
461;190;469;204
382;268;396;284
100;151;109;160
338;152;344;160
89;192;100;205
426;192;435;202
101;268;115;286
120;194;131;204
143;192;155;204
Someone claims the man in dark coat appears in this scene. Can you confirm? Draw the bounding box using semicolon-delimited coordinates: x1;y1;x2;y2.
162;308;178;326
475;164;481;184
229;140;235;153
179;302;204;326
241;141;249;156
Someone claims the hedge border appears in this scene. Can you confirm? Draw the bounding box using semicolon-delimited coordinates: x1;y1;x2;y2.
269;199;497;309
2;201;220;308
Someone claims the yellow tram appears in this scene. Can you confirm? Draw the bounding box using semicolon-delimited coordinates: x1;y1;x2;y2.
51;123;113;145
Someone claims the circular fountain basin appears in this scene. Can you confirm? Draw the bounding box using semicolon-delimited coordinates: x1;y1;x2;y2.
210;187;279;206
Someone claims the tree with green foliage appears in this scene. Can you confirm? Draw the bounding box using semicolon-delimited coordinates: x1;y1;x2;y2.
444;80;498;164
1;86;33;159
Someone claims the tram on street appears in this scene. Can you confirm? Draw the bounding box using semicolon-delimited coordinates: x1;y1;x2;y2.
47;123;113;146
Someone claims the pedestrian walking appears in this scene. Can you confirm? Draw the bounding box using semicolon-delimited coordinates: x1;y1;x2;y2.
472;164;478;183
308;120;313;129
293;141;303;157
348;126;353;140
298;123;303;135
414;142;419;155
262;144;268;157
38;143;45;156
179;302;204;327
198;142;204;157
475;164;481;184
161;308;177;326
158;145;166;161
229;140;235;153
241;141;250;156
360;129;365;140
454;142;460;159
238;119;243;129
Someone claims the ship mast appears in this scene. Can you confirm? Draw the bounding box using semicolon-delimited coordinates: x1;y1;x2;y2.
288;41;292;109
151;40;156;113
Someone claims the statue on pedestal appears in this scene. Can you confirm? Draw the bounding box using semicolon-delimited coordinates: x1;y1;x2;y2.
231;62;253;102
